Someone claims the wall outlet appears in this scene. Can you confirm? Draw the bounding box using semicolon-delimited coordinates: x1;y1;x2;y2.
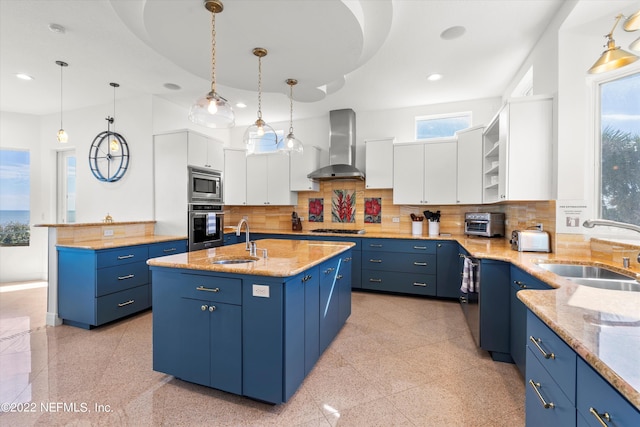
252;284;270;298
299;216;305;221
103;229;114;237
392;217;400;223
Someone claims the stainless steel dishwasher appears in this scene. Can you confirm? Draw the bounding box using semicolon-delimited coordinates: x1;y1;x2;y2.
459;253;480;346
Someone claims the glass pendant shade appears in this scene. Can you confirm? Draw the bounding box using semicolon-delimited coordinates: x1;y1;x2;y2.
623;10;640;32
189;91;235;128
277;78;304;154
244;47;277;154
189;0;235;128
630;36;640;52
57;129;68;143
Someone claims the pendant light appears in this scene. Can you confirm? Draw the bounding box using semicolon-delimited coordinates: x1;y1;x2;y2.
243;47;277;155
109;83;120;152
588;14;638;74
277;79;304;155
624;9;640;52
188;0;235;128
55;60;69;143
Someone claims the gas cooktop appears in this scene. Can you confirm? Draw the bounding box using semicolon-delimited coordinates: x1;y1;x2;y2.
311;228;366;235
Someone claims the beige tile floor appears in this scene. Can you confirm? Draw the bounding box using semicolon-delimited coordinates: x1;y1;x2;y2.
0;282;524;426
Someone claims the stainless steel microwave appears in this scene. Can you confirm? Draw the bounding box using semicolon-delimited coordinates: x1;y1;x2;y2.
188;167;222;204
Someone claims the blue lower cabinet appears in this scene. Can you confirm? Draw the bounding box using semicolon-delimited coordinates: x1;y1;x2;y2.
223;233;238;245
362;270;437;296
526;346;576;426
319;257;342;353
304;269;320;376
436;241;462;298
95;284;149;325
338;254;353;325
179;297;242;394
479;259;511;360
576;358;640;427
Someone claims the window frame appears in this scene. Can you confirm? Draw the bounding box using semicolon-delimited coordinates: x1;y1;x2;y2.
414;111;472;141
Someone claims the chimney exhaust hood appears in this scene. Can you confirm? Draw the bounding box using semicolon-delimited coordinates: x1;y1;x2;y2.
307;109;365;181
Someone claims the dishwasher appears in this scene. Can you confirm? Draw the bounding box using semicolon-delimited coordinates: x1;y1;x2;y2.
459;253;480;346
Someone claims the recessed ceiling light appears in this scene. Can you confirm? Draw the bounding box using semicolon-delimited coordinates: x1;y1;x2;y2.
163;83;181;90
48;23;66;34
16;73;34;81
235;102;247;108
440;26;466;40
427;73;443;81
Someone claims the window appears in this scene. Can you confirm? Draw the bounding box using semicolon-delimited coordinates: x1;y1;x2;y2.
415;112;471;140
0;149;30;246
57;151;76;223
599;71;640;225
247;130;284;154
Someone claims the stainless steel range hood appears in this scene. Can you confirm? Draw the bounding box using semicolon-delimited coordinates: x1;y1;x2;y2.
307;109;365;181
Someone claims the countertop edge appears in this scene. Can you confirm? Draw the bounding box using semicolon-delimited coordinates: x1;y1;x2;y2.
56;235;186;250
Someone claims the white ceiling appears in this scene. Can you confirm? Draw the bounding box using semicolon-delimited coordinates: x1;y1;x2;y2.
0;0;634;127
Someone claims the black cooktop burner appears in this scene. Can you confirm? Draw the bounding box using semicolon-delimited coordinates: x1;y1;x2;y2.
311;228;366;235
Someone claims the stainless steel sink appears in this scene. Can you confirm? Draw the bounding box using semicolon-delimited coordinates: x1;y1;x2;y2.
211;257;259;265
536;263;640;292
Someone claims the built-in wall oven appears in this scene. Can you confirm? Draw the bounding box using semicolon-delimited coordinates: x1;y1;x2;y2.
189;166;223;204
188;204;224;251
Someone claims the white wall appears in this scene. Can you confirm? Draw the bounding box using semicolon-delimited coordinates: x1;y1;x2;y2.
0;112;48;282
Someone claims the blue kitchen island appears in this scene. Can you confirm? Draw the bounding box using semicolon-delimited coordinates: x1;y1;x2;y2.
148;239;354;404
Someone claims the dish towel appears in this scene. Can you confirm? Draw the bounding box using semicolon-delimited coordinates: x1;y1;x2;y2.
460;257;476;293
206;213;217;236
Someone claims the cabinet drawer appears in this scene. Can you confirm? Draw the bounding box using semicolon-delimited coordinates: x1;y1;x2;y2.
362;251;436;274
179;273;242;305
511;265;550;290
527;311;576;404
525;347;576;427
362;269;436;296
576;358;640;427
96;284;150;326
97;245;149;269
363;238;436;254
96;261;149;297
148;240;187;258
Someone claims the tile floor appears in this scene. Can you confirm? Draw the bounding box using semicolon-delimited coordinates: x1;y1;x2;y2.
0;282;525;426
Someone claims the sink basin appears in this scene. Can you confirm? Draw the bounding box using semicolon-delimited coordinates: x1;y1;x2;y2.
211;256;259;265
537;263;639;292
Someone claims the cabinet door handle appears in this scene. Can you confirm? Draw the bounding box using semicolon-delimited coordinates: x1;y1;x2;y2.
323;268;335;274
369;259;382;263
196;286;220;293
369;278;382;283
163;248;177;253
118;300;135;307
514;280;527;289
117;254;134;260
589;407;611;427
528;380;555;409
337;275;343;280
529;336;555;359
343;257;352;262
201;305;208;311
117;274;135;280
459;295;467;303
369;244;383;248
209;305;216;312
413;246;427;250
413;282;427;287
413;262;428;266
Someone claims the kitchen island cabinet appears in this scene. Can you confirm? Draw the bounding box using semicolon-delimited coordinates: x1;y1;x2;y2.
149;239;353;404
57;238;187;329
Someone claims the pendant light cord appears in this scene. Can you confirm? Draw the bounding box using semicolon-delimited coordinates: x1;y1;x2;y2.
59;63;64;129
210;10;216;93
289;83;294;134
257;54;263;120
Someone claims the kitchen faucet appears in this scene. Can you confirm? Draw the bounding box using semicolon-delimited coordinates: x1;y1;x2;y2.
236;218;251;251
582;219;640;234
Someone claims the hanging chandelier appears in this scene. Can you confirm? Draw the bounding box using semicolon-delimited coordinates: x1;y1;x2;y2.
277;79;304;155
243;47;277;155
55;60;69;143
188;0;235;128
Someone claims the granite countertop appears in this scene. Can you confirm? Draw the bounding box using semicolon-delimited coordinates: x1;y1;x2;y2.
229;227;640;410
147;239;355;278
56;235;187;250
35;220;156;228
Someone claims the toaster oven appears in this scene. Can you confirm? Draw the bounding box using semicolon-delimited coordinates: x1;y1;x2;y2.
464;212;505;237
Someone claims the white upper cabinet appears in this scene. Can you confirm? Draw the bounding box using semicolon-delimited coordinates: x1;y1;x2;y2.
483;96;553;203
290;146;320;192
456;126;484;204
365;138;395;189
187;132;224;171
246;153;298;206
223;149;247;205
393;140;456;205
